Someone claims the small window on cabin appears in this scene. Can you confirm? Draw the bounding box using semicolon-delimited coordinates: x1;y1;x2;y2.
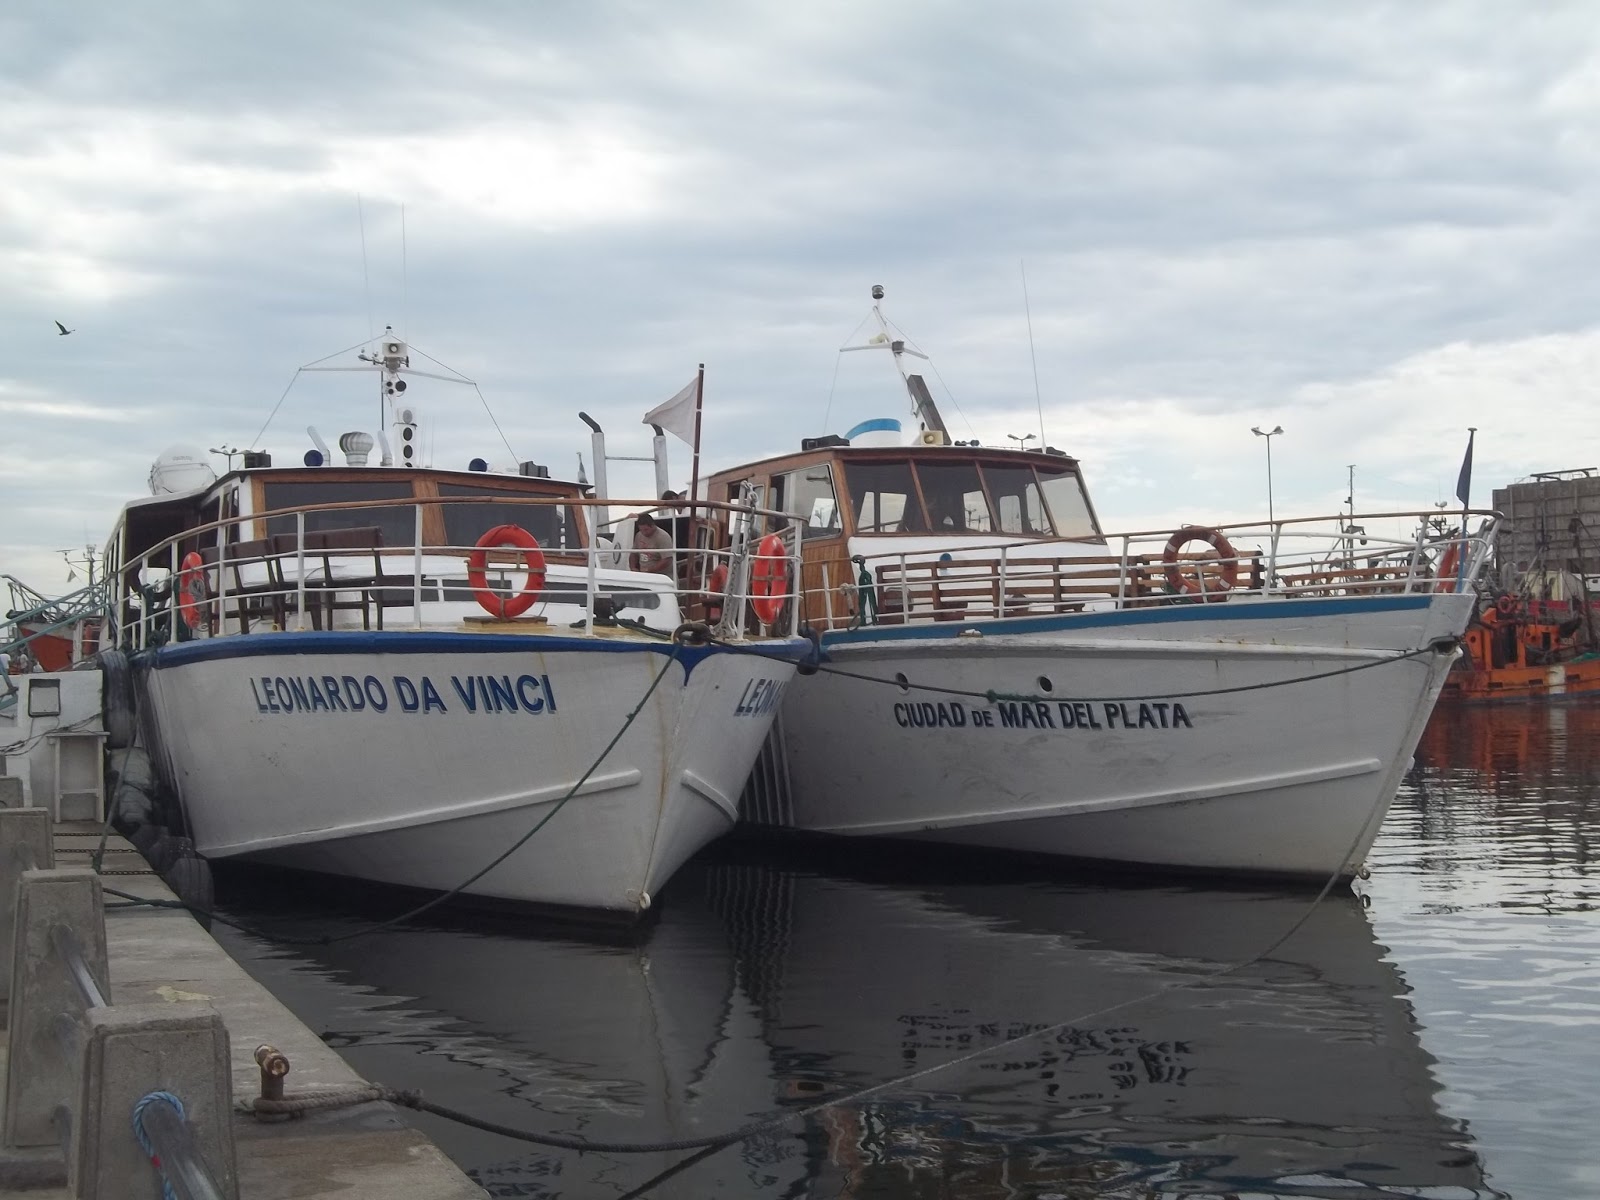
262;480;417;546
979;464;1049;536
843;462;928;534
436;485;577;550
914;462;993;533
770;465;842;538
1037;469;1099;538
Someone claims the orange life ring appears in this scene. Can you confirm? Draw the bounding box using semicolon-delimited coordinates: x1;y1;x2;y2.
178;551;207;630
1434;542;1461;593
467;524;547;619
749;533;788;626
704;563;729;620
1495;593;1518;617
1162;526;1238;601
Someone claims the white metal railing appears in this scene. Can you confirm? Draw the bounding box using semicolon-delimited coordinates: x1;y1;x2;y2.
112;495;806;651
810;510;1501;630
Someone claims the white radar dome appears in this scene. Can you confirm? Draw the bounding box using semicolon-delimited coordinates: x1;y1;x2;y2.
148;445;218;496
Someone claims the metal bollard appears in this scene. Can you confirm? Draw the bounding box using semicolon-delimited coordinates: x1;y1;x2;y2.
2;868;108;1150
0;806;54;1003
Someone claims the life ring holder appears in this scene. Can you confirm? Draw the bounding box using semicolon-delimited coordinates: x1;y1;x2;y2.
467;524;547;619
177;551;208;630
749;533;789;626
1162;526;1238;602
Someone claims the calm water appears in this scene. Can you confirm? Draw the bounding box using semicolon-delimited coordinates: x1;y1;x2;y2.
212;704;1600;1199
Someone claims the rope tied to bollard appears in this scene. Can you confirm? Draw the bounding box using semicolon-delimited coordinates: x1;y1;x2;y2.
131;1090;186;1200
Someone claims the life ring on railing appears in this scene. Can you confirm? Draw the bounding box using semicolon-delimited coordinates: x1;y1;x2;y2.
467;524;547;619
1434;542;1461;593
1162;526;1238;601
1495;593;1518;617
749;534;788;626
177;552;207;630
704;563;729;620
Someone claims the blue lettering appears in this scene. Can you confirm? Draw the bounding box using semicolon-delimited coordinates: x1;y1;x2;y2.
273;677;293;711
395;676;420;712
249;678;270;713
543;674;556;712
287;677;309;711
421;677;447;714
1103;703;1120;729
322;676;349;712
307;676;330;712
998;702;1022;728
1057;701;1075;728
363;676;388;711
1138;702;1156;729
451;676;479;712
1173;702;1192;728
487;675;517;712
515;675;544;713
894;703;909;727
343;676;367;711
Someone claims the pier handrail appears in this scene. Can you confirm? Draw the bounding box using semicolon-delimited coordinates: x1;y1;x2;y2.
1;853;238;1198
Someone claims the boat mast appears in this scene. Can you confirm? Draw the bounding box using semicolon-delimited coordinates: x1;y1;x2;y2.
840;285;949;438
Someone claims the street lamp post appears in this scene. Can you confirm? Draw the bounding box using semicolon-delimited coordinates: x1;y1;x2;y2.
1250;425;1284;525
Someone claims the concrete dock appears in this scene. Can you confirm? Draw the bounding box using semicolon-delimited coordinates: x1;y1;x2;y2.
1;821;487;1198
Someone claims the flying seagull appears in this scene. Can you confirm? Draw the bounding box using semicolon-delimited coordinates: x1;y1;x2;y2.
54;321;73;336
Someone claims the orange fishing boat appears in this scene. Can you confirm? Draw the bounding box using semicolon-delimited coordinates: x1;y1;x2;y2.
1440;589;1600;703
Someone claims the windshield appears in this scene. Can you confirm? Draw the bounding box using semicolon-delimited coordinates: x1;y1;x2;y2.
837;457;1099;538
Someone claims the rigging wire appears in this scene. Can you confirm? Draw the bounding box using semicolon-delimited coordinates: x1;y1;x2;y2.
408;345;520;465
246;335;376;450
821;313;871;435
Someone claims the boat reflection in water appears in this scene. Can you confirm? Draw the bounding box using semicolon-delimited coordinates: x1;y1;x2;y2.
217;851;1496;1197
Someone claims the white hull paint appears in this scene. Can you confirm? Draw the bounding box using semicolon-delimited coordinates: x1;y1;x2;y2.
141;632;800;915
769;593;1472;879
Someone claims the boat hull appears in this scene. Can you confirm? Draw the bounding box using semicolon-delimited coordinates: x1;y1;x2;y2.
757;594;1470;880
140;632;801;915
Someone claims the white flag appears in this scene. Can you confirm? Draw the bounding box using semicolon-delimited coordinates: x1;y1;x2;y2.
643;376;699;447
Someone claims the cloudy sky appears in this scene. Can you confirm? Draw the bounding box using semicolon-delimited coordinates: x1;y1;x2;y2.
5;1;1600;593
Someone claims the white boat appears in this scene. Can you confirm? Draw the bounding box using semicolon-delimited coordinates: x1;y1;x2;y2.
708;289;1498;882
104;331;809;917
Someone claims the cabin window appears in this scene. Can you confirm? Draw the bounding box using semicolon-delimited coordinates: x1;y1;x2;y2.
916;461;993;533
769;466;842;538
436;484;577;550
843;462;928;534
1037;470;1098;537
261;481;417;546
980;465;1049;536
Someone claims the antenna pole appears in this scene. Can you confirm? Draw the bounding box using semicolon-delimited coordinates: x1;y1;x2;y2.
400;203;408;342
1021;260;1046;446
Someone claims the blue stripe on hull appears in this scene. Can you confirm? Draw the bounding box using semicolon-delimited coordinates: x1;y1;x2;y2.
821;593;1434;647
151;630;809;675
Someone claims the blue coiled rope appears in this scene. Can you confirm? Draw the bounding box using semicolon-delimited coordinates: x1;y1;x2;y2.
130;1090;185;1200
